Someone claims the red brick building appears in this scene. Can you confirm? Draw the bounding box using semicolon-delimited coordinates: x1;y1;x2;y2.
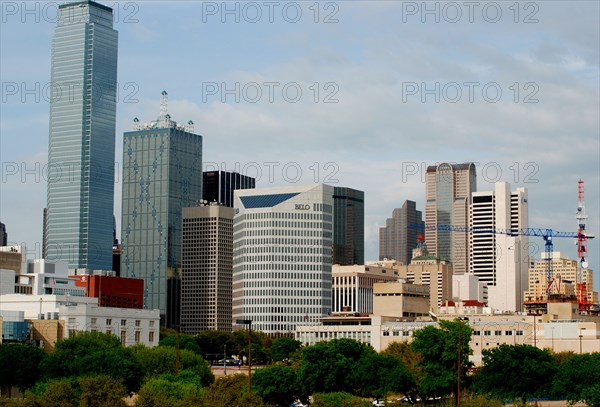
70;275;144;309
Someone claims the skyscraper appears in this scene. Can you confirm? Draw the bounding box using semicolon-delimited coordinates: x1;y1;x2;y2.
379;200;423;264
0;222;7;246
425;163;477;274
233;184;334;334
46;1;118;271
202;170;255;208
333;187;364;265
181;205;234;333
470;182;528;311
121;101;202;327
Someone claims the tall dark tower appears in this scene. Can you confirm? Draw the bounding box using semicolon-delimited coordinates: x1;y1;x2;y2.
333;187;364;265
379;200;423;265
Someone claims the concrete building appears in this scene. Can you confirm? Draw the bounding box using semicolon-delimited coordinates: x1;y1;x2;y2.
0;245;28;275
180;204;235;333
332;187;365;266
121;99;203;327
69;272;144;309
1;258;86;297
373;281;430;318
470;182;529;312
453;273;488;304
46;1;118;271
202;170;255;208
425;163;477;274
332;264;399;314
233;184;333;334
0;294;159;348
379;200;423;265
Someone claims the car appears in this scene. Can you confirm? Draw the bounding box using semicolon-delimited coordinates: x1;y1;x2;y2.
372;399;386;406
216;358;237;366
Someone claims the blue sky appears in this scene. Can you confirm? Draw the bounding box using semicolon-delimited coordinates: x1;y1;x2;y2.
1;1;599;277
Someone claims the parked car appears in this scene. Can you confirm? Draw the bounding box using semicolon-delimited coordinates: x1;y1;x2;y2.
216;358;237;366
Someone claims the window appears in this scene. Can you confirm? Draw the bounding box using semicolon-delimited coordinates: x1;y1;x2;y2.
120;330;127;345
135;331;141;344
484;330;491;336
149;320;155;328
106;318;112;325
121;319;126;326
91;318;97;325
135;320;140;327
516;330;524;336
106;329;112;335
68;318;76;324
383;331;389;336
495;330;502;336
149;331;155;343
473;331;481;336
505;330;513;336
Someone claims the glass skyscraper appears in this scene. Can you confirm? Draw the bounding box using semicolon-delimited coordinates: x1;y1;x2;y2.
332;187;364;265
46;1;118;271
121;112;202;327
379;200;423;265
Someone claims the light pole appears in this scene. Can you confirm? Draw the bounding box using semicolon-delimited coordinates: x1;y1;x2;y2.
224;344;227;375
236;319;253;392
551;326;554;351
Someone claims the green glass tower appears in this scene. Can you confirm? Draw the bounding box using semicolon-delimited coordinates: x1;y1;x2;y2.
46;1;118;271
121;103;202;327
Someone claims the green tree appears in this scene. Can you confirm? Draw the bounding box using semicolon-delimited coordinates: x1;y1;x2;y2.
78;375;127;407
252;365;302;406
383;341;424;403
24;379;79;407
159;334;202;355
196;330;235;359
200;374;266;407
352;352;414;400
39;332;144;393
270;337;302;362
311;392;371;407
472;344;557;403
131;345;213;386
0;343;46;397
552;352;600;406
297;338;375;395
135;370;203;407
411;319;472;401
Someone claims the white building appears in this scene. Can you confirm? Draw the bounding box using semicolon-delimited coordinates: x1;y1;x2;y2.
233;184;334;334
332;264;399;314
469;182;528;312
453;273;488;304
0;294;159;347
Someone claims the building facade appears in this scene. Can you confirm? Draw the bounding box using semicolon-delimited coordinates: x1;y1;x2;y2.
202;171;255;208
46;1;118;271
0;222;6;246
332;264;399;314
233;184;334;334
332;187;365;265
70;272;144;309
379;200;423;265
470;182;529;312
181;205;235;333
121;108;203;327
425;163;477;274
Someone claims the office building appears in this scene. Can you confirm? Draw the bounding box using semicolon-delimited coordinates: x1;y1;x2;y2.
46;1;118;271
70;272;144;309
180;204;234;333
332;187;364;265
202;171;255;208
0;245;28;275
121;99;202;327
233;184;333;334
425;163;477;274
0;222;7;246
42;208;48;258
332;264;399;314
379;200;423;265
470;182;529;312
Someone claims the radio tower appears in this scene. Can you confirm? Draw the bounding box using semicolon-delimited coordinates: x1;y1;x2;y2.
576;179;590;312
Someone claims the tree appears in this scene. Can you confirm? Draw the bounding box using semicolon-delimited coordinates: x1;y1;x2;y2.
200;374;267;407
252;365;302;406
78;375;127;407
131;345;213;386
311;392;371;407
24;379;79;407
411;319;472;401
270;337;302;362
0;343;46;397
552;352;600;406
159;334;202;355
135;370;203;407
383;341;424;403
297;338;375;395
39;332;144;393
196;330;235;359
352;352;414;400
472;344;557;403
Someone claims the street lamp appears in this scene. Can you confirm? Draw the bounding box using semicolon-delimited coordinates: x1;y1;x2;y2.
236;319;253;392
224;344;227;375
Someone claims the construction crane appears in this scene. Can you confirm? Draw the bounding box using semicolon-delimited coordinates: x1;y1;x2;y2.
576;179;591;312
412;224;594;296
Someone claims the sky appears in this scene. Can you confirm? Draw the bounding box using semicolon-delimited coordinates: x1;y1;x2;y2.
1;1;599;277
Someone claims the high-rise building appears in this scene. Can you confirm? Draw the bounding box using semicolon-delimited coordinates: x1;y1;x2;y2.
121;102;202;327
0;222;7;246
470;182;528;311
202;171;255;208
46;1;118;271
181;205;234;333
333;187;364;265
425;163;477;274
42;208;48;258
379;200;423;264
233;184;333;334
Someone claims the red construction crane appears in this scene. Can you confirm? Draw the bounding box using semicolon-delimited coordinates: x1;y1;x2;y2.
576;179;591;312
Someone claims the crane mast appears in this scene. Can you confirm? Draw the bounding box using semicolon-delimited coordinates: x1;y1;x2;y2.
576;179;590;312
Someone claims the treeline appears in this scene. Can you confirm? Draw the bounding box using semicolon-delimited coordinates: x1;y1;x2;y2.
0;320;599;406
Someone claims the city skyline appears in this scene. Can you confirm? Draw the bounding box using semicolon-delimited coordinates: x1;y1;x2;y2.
1;1;598;275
